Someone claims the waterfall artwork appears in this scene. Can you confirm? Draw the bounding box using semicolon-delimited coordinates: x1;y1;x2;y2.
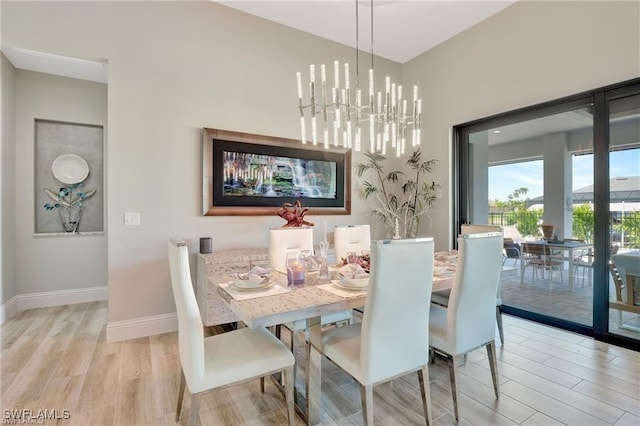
222;150;337;200
203;128;350;216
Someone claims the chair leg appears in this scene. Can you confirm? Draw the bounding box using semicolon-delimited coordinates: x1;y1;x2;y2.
617;309;623;328
417;365;433;425
496;305;504;346
360;384;374;426
429;348;436;364
284;366;295;426
260;377;265;393
189;393;201;426
289;328;299;389
486;341;500;398
446;355;459;421
175;368;187;422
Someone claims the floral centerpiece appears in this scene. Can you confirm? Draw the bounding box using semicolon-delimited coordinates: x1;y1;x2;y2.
43;183;96;233
337;253;371;273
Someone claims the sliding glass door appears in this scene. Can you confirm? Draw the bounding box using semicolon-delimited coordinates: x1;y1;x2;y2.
455;78;640;349
606;92;640;341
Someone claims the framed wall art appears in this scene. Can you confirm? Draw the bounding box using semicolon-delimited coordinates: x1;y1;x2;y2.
202;128;351;216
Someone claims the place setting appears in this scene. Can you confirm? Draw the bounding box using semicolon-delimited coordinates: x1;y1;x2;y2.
221;265;290;300
318;251;370;297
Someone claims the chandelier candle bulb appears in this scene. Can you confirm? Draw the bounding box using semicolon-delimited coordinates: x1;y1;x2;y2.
311;116;317;146
297;72;303;100
369;115;375;151
344;63;350;89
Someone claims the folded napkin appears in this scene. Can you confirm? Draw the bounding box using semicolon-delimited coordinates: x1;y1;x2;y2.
233;266;272;284
338;264;369;279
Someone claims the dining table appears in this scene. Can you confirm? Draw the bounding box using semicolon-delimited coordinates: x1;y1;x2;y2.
519;239;593;291
209;249;458;425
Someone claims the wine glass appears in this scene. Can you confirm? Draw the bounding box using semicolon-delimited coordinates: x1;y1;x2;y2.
346;251;358;277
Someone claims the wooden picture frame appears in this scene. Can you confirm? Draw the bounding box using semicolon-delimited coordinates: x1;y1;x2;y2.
202;128;351;216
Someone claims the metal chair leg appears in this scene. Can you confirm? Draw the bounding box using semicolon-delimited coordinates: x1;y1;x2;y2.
447;355;459;421
496;305;504;346
189;393;201;426
418;365;433;425
175;368;186;422
360;384;374;426
486;341;500;398
284;366;295;426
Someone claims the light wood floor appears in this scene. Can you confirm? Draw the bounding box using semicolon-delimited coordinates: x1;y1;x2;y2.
2;301;639;425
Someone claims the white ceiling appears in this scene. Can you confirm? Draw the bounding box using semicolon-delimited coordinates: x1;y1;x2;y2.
1;0;516;82
217;0;518;63
1;45;108;84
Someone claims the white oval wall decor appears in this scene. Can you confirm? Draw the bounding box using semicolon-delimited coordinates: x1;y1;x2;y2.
51;153;90;184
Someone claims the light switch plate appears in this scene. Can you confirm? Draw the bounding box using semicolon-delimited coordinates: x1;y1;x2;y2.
124;212;140;226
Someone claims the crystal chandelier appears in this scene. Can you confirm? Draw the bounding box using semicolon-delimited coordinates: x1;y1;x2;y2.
296;0;422;157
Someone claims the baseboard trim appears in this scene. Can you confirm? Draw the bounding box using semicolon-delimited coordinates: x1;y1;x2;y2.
106;312;177;343
1;296;19;324
1;286;108;324
16;286;108;311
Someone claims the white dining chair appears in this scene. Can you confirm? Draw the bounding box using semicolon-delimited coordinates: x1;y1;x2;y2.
268;227;314;272
431;224;505;345
333;224;371;262
429;232;503;422
168;238;296;426
267;227;352;386
309;238;435;426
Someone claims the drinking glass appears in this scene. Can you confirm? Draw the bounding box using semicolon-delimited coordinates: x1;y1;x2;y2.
346;251;359;277
285;251;306;285
301;249;318;272
318;240;331;282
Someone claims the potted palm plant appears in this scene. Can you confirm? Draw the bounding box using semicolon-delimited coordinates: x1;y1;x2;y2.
356;150;440;238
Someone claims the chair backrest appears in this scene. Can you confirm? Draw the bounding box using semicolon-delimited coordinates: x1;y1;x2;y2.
521;242;551;257
334;225;371;262
503;237;521;258
447;233;503;354
461;224;502;235
460;226;504;306
268;227;314;272
168;238;205;387
609;260;625;302
360;238;434;385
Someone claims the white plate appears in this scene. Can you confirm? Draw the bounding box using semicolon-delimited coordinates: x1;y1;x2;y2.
230;280;276;292
51;154;89;184
333;280;368;292
338;276;369;288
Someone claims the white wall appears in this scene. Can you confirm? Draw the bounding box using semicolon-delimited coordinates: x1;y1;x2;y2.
403;0;640;247
3;0;637;335
14;70;107;294
1;1;403;326
1;54;17;306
